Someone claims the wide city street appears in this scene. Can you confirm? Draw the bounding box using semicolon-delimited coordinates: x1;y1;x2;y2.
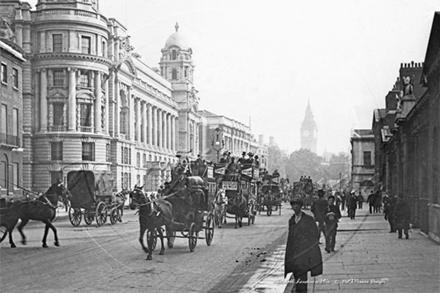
1;204;438;293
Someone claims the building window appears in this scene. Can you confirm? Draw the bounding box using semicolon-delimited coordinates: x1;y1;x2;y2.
51;142;63;160
79;70;90;87
102;41;106;57
1;63;7;83
79;103;92;127
106;143;111;162
363;151;372;167
53;34;63;52
81;36;91;54
172;50;177;60
12;68;18;88
50;171;63;186
13;163;19;188
53;103;64;127
136;152;140;168
143;154;146;168
82;142;95;161
12;108;18;140
171;69;177;80
1;104;7;140
53;70;65;86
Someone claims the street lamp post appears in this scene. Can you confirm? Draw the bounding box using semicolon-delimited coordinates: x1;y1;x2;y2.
211;127;225;163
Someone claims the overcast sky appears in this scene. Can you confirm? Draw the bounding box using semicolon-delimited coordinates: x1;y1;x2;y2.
30;0;440;154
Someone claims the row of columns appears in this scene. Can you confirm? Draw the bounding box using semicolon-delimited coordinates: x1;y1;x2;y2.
38;68;108;133
134;98;176;151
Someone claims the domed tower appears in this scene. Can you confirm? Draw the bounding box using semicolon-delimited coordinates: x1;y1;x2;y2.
300;100;318;154
159;23;200;158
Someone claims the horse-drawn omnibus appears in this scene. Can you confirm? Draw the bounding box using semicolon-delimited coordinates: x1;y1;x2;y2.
213;162;257;228
258;176;283;216
291;177;315;208
67;170;126;226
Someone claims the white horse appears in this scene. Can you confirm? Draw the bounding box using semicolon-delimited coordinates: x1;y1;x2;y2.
213;189;228;228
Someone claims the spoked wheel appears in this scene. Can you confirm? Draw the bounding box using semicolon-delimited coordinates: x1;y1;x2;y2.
205;213;214;246
189;222;198;252
69;207;82;226
146;229;157;251
0;226;7;243
110;208;119;225
166;227;175;249
267;205;272;216
95;202;108;226
84;210;94;225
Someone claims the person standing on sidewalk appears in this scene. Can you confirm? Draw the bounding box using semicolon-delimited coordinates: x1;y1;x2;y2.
324;195;341;253
383;195;397;233
394;194;410;239
357;191;364;209
367;191;375;214
311;189;328;243
285;197;323;293
347;191;357;219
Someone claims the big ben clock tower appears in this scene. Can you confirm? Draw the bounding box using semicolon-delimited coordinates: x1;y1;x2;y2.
300;101;318;154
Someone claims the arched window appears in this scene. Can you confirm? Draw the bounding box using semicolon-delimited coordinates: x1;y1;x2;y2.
172;50;177;60
172;69;177;80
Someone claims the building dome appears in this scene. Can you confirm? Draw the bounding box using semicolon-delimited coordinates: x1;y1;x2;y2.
164;23;191;50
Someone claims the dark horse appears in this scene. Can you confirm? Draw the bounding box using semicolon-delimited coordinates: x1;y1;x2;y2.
0;184;71;248
228;193;247;229
129;186;173;260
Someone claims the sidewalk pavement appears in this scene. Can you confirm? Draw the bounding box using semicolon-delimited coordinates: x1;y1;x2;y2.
284;207;440;293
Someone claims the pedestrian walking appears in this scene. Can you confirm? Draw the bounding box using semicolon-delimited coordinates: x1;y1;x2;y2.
367;191;375;214
340;192;346;211
347;191;357;219
394;194;410;239
311;189;328;243
357;191;364;209
324;195;341;253
374;192;382;213
285;197;323;293
384;195;397;233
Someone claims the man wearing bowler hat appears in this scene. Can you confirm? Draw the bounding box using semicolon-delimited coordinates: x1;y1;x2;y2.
285;197;323;293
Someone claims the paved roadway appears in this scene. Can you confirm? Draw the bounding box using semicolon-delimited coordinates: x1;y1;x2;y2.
0;203;293;293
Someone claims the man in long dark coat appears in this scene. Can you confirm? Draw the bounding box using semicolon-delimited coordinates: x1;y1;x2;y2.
394;194;410;239
285;197;323;293
383;195;397;233
311;189;327;242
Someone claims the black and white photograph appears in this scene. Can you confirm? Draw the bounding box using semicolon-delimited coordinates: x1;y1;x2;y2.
1;0;439;292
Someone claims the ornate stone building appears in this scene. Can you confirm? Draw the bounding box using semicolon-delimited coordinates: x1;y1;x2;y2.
300;100;317;154
372;12;440;243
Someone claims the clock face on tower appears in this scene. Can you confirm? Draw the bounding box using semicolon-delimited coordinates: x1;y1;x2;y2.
302;130;310;137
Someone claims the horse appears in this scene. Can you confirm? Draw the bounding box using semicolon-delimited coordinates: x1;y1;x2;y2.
0;186;71;248
213;189;228;228
228;193;247;229
129;186;173;260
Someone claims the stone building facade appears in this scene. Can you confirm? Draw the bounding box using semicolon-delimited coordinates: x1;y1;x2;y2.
350;129;375;195
0;38;26;204
372;12;440;243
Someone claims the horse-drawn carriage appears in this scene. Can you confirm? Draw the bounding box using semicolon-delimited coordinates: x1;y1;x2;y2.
291;177;315;208
67;170;126;227
258;182;283;216
213;162;257;228
130;159;215;260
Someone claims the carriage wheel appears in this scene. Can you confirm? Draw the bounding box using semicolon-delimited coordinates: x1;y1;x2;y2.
146;229;157;251
189;222;198;252
267;206;272;216
110;208;119;225
205;213;214;246
68;207;82;226
166;227;175;249
0;226;7;243
95;202;108;226
84;210;94;225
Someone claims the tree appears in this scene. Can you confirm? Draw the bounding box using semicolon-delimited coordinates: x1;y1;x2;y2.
285;149;325;183
267;145;288;177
